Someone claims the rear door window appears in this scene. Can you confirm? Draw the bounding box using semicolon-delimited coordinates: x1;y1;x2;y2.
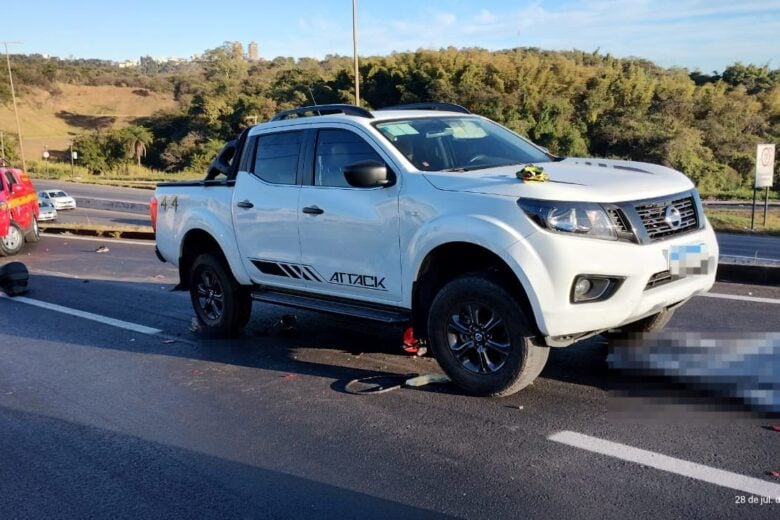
251;131;304;185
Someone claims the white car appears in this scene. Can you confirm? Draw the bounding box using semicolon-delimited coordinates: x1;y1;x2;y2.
38;190;76;210
37;201;58;221
152;102;718;397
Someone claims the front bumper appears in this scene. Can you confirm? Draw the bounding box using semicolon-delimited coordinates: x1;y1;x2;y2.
37;212;57;221
502;221;718;341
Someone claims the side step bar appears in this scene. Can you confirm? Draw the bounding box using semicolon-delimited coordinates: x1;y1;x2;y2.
250;288;410;324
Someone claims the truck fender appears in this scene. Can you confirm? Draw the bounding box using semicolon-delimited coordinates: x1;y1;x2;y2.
177;207;252;286
404;214;543;321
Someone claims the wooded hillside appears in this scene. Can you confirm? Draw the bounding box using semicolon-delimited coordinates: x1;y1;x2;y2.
1;47;777;192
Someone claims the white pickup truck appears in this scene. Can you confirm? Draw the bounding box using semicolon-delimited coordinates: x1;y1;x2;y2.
152;103;718;397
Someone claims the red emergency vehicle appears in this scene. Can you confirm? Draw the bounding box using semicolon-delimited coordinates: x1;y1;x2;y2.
0;167;40;256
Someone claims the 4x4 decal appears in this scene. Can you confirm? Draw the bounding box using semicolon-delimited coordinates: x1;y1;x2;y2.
251;260;387;291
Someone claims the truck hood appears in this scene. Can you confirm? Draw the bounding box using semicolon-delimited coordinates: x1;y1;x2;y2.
422;158;695;203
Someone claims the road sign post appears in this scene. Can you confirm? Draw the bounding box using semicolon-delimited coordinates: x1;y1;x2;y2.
752;144;775;230
70;143;76;180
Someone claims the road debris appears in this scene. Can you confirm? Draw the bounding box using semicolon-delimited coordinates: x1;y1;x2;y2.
95;245;110;254
401;327;427;357
345;374;411;395
278;314;297;331
189;318;201;332
405;373;451;387
0;261;29;296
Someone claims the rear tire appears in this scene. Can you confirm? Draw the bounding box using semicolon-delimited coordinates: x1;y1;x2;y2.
0;222;25;257
24;218;40;243
189;253;252;337
427;274;549;397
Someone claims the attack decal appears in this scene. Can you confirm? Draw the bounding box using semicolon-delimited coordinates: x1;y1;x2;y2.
329;272;387;291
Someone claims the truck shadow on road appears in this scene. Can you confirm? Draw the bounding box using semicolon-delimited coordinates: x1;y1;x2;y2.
4;273;768;413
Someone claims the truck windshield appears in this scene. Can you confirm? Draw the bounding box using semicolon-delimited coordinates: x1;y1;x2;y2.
374;116;552;172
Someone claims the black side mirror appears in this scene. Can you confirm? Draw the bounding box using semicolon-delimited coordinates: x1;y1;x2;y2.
206;139;237;180
343;160;393;188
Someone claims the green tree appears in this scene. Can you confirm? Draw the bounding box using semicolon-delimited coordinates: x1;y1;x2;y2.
121;125;154;166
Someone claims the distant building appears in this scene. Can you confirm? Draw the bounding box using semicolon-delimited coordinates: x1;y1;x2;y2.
248;41;259;61
232;41;244;58
118;59;139;68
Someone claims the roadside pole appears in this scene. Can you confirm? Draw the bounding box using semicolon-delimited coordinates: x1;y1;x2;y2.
751;185;757;230
3;41;26;173
352;0;360;106
765;187;770;226
70;143;75;180
753;144;775;229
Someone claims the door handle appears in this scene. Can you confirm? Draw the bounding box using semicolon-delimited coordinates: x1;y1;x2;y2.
236;200;254;209
302;206;324;215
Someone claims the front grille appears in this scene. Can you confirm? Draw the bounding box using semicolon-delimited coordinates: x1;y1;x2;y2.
634;195;698;241
645;270;673;290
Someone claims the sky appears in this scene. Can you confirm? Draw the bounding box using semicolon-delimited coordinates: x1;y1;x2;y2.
2;0;779;73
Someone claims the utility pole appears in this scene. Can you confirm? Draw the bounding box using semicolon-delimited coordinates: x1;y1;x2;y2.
352;0;360;106
3;41;26;173
0;131;4;160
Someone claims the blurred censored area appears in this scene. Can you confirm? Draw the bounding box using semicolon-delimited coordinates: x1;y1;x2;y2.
609;332;780;413
668;244;713;277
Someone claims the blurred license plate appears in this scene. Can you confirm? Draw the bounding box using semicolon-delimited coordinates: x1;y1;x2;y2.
668;243;710;276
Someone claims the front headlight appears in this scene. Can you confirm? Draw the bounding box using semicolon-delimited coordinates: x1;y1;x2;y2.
517;199;617;240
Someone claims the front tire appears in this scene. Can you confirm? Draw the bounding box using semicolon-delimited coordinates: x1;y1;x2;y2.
427;274;549;397
0;222;25;257
189;253;252;337
607;308;675;341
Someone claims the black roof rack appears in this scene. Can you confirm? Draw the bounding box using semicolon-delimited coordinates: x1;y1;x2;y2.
271;104;374;121
376;102;471;114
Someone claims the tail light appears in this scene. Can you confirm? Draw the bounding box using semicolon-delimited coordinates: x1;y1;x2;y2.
150;196;158;232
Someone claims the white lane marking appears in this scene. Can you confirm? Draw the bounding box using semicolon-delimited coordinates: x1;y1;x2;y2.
698;292;780;305
40;233;155;246
549;431;780;499
0;295;162;335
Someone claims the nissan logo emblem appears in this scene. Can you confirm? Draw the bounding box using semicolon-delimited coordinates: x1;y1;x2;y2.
664;206;682;230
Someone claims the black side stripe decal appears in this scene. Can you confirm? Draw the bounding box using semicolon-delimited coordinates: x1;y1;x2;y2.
303;266;324;282
251;260;325;283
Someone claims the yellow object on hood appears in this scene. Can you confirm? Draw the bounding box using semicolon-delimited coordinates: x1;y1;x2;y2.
517;164;549;182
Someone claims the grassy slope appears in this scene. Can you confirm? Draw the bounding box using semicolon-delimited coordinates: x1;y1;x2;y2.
0;84;176;160
705;208;780;236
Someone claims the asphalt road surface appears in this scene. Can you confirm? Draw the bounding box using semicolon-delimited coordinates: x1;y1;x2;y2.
1;236;779;519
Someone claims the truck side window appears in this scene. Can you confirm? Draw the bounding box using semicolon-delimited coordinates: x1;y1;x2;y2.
4;171;17;190
314;129;383;187
252;131;303;185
